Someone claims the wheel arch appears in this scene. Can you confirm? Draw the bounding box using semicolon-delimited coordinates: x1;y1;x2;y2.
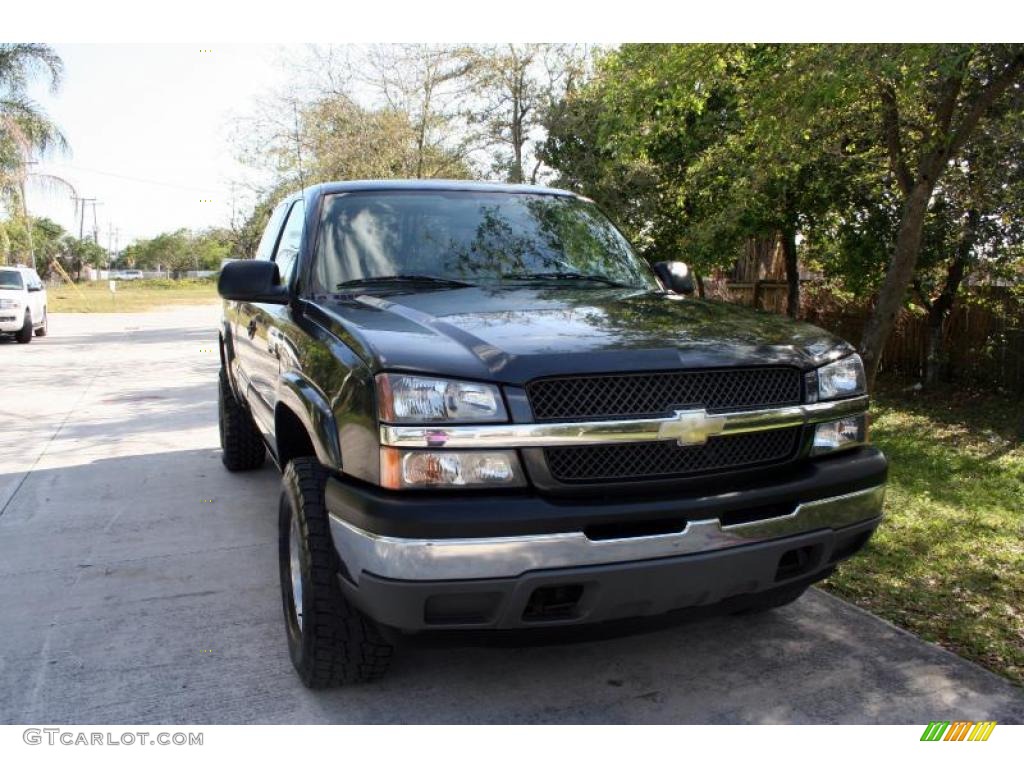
275;373;342;471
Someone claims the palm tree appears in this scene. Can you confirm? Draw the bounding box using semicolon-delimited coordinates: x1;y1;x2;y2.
0;44;70;267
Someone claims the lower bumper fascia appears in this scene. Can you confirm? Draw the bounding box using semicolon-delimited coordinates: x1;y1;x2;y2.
339;517;881;632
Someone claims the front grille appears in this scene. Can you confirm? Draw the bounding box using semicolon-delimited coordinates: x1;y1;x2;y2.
544;427;801;483
526;367;802;421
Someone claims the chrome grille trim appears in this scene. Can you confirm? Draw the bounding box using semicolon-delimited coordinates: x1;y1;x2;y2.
378;395;869;449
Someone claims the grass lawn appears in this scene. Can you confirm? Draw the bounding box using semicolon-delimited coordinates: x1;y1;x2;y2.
47;278;218;312
821;384;1024;685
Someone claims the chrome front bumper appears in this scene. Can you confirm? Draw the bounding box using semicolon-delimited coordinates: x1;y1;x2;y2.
329;484;885;583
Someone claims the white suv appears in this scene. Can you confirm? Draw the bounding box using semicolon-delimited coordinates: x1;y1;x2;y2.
0;266;48;343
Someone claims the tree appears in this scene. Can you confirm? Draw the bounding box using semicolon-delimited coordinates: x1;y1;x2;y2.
121;228;236;275
2;215;67;276
191;228;233;270
911;105;1024;383
362;44;476;178
229;197;274;260
125;230;190;273
59;236;105;280
0;44;68;268
545;44;1024;387
849;46;1024;386
736;44;1024;386
467;44;588;183
543;44;843;314
0;44;66;187
236;88;475;198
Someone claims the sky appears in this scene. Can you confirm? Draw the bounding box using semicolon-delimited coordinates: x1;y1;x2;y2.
25;44;291;249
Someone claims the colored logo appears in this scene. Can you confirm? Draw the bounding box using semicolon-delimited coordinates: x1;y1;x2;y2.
920;721;996;741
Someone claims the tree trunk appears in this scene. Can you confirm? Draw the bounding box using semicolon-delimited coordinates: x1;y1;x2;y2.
860;181;934;389
922;208;977;386
924;307;945;386
509;87;524;183
782;227;799;319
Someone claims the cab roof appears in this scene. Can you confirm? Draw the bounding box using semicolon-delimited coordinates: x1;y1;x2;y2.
305;179;579;199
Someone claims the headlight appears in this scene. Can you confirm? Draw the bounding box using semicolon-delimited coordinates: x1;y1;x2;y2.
376;373;507;423
817;354;866;401
380;447;525;489
0;299;20;309
811;414;868;455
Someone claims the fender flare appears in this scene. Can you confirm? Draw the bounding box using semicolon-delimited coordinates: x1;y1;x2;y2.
276;371;343;470
219;320;243;401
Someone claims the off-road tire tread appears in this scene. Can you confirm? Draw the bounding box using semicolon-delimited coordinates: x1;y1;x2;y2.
283;458;393;687
219;367;265;470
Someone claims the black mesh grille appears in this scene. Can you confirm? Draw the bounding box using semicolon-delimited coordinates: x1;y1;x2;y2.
526;367;802;421
544;427;801;483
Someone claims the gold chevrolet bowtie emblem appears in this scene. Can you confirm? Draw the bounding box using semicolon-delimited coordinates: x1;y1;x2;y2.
657;409;727;446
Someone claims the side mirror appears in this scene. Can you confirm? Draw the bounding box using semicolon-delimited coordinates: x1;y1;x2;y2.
652;261;696;295
218;260;289;304
27;284;42;292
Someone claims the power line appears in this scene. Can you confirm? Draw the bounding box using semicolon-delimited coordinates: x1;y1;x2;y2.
46;163;220;194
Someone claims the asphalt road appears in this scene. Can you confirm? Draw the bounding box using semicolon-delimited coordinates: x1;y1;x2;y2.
1;305;1022;724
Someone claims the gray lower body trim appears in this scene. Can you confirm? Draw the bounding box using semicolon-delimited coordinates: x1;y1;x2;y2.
328;484;885;582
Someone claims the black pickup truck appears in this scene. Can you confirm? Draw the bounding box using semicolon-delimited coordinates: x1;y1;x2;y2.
217;180;886;688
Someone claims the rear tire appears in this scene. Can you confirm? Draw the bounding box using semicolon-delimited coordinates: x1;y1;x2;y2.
280;458;394;687
15;312;32;344
218;366;265;471
34;309;47;337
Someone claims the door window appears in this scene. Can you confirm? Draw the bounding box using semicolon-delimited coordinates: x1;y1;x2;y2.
273;200;305;286
255;203;289;261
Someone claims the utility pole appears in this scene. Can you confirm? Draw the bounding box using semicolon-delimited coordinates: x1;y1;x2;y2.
91;201;101;243
73;196;97;240
107;223;115;270
71;196;98;281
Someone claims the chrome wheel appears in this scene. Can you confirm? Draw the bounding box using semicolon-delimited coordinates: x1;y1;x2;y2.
289;512;304;632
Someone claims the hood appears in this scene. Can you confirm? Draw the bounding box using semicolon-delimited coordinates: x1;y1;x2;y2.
309;285;853;383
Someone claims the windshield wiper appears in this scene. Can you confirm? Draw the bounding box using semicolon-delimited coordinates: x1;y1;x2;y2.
503;271;633;288
336;275;475;289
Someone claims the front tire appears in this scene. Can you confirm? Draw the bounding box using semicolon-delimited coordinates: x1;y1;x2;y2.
15;312;32;344
34;309;47;337
279;458;394;688
218;367;265;470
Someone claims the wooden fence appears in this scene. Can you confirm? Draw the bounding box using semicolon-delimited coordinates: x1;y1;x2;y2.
718;280;1024;393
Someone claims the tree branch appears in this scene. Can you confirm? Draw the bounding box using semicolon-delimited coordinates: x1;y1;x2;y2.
912;277;933;310
948;52;1024;157
878;81;914;195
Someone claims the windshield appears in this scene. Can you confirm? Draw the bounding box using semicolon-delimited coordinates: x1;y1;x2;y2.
0;271;24;290
313;191;658;291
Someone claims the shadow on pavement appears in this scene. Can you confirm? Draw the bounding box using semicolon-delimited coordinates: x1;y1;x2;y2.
2;446;1023;724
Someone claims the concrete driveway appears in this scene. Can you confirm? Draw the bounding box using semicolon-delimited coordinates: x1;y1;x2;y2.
1;305;1022;724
